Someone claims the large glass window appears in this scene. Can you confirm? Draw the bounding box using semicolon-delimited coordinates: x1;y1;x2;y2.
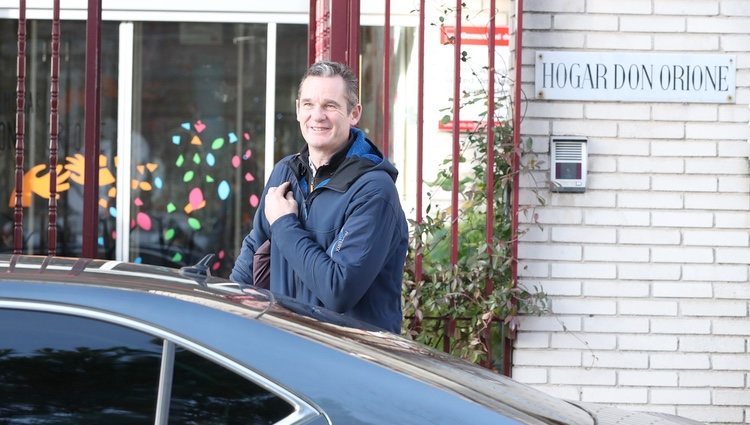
273;24;308;162
0;20;120;257
0;16;418;280
130;22;268;277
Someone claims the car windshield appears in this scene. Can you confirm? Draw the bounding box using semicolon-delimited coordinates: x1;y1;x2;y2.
258;304;594;425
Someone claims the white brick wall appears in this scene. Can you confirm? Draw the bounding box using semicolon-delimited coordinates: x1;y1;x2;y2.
513;1;750;423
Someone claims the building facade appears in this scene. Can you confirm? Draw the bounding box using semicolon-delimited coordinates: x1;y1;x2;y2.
513;1;750;423
2;1;749;422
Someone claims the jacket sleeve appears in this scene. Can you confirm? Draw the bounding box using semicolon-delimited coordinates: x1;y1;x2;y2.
271;183;403;312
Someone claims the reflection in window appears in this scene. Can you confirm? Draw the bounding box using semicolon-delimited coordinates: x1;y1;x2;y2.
170;346;294;424
0;309;295;424
0;309;162;423
359;25;416;158
273;24;308;163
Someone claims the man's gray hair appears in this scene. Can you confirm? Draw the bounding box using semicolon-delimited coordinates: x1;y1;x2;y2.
298;61;359;112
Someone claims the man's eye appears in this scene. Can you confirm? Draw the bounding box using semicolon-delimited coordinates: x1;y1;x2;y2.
325;104;338;110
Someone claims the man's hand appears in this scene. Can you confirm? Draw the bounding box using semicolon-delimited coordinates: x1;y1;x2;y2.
264;181;298;225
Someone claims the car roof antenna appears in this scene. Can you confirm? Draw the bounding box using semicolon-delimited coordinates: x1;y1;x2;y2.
179;254;215;287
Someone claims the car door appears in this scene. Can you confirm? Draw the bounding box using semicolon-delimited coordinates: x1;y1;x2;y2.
0;305;324;425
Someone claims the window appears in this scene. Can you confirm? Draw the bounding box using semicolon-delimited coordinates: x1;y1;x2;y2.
0;20;120;258
0;15;419;278
130;22;268;276
170;347;294;424
0;309;162;422
0;309;294;424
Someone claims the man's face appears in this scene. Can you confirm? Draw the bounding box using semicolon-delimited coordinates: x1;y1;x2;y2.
296;75;361;157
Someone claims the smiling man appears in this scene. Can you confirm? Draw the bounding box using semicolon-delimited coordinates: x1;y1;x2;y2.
231;61;408;333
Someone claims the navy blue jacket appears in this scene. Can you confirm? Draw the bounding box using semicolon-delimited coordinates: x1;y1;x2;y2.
231;128;408;333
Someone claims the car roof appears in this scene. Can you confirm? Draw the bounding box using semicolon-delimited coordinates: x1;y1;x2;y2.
0;255;593;425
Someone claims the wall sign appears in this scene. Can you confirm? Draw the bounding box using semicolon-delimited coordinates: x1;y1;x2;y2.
438;25;510;132
535;51;736;103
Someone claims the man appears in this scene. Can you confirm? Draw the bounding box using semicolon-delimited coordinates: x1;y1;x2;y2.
231;61;408;333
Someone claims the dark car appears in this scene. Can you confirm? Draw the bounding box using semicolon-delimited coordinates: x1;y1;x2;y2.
0;254;704;425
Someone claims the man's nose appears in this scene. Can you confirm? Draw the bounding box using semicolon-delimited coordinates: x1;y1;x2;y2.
311;106;327;120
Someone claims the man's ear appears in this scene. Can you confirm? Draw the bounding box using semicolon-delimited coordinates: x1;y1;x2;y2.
349;104;362;126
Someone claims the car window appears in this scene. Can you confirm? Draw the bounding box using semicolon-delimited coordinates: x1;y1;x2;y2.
170;346;294;424
0;309;295;425
0;309;162;423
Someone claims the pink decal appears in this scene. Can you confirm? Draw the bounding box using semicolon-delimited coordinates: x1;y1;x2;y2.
244;172;255;182
189;187;205;210
194;120;206;133
212;262;220;271
243;132;250;141
134;198;144;206
243;149;252;160
130;218;136;230
137;212;152;231
112;230;117;240
249;194;259;207
218;250;225;259
232;155;241;168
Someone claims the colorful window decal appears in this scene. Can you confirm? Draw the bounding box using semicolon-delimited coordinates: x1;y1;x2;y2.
10;119;259;271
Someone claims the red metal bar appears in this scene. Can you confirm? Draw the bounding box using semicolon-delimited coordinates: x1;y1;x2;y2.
312;0;330;62
13;0;27;254
82;0;103;258
382;0;390;157
444;0;462;355
484;0;497;370
506;0;525;378
329;0;358;69
329;0;345;61
443;317;450;352
308;0;317;65
307;0;358;91
347;0;359;76
415;0;425;286
450;0;461;266
47;0;61;256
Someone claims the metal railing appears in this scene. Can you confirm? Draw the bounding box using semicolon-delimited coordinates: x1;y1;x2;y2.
13;0;523;375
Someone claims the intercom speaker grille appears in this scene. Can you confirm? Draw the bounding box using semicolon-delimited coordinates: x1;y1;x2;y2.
554;141;583;161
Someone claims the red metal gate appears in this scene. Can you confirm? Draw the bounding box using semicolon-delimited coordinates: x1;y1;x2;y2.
13;0;524;374
305;0;524;374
